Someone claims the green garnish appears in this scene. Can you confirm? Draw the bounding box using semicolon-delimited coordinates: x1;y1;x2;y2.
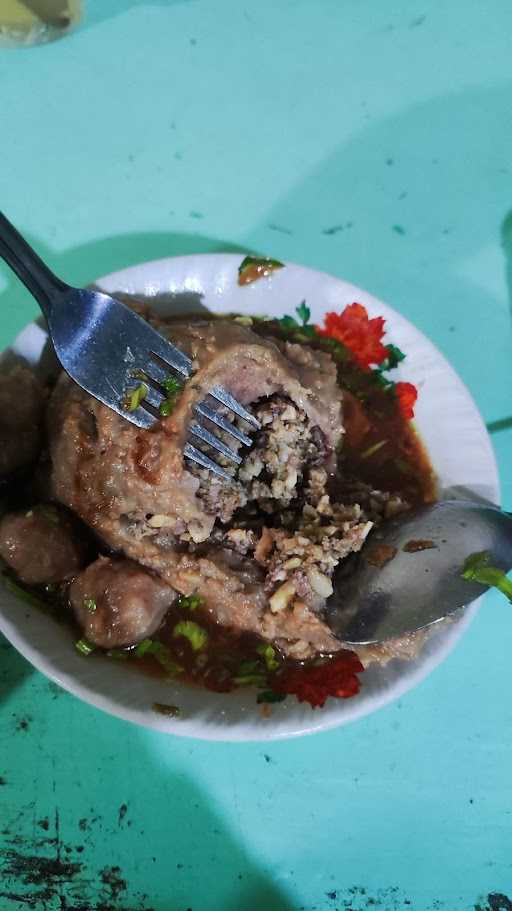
163;376;182;395
233;674;268;687
134;638;154;657
173;621;208;652
83;598;97;614
462;551;512;603
177;593;203;611
238;256;284;286
360;439;388;460
159;376;183;417
256;643;280;672
237;660;261;675
152;702;181;718
75;638;95;656
159;400;173;417
106;649;129;660
124;382;149;412
296;301;311;326
278;301;312;331
379;344;406;371
152;645;183;676
134;638;183;674
257;690;287;704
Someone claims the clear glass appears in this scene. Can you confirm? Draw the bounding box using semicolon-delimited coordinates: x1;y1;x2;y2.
0;0;82;47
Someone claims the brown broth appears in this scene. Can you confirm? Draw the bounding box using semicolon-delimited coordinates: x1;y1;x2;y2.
2;316;436;701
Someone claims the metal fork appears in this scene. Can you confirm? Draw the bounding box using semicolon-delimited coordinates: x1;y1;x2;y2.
0;212;259;481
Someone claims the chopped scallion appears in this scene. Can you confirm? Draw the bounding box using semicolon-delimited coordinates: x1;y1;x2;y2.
124;382;149;412
256;690;287;704
177;593;203;611
152;702;181;717
462;551;512;603
173;620;208;652
256;643;280;672
233;674;268;687
360;439;388;460
75;638;95;656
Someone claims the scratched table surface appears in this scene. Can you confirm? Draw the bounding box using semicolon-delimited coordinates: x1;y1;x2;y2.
1;2;512;909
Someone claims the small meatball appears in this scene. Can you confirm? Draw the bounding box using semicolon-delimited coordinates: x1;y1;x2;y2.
0;366;46;477
0;505;88;585
69;557;176;648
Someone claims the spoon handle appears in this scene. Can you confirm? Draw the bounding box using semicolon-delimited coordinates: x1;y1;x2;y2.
0;211;68;319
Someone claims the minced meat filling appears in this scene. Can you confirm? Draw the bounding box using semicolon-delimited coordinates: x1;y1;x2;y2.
191;394;327;523
189;398;375;618
238;396;327;510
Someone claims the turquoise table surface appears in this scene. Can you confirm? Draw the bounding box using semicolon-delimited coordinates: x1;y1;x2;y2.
1;2;512;908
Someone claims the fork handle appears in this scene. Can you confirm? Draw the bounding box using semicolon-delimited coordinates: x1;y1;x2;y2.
0;211;69;318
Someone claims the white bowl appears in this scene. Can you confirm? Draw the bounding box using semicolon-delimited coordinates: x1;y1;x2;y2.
0;254;499;741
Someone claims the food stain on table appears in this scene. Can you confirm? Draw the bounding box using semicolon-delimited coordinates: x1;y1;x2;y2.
0;807;155;910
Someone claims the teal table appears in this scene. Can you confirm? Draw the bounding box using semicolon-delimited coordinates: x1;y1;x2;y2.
1;3;512;908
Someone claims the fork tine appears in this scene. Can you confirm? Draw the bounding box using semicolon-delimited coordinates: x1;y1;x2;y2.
146;355;186;387
183;442;233;481
149;343;192;379
189;423;242;465
137;383;162;410
125;407;157;429
208;386;261;429
194;402;253;446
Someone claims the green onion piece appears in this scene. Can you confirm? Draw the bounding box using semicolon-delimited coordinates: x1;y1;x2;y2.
75;638;95;656
124;382;149;412
237;660;261;675
152;702;181;718
177;593;203;611
173;620;208;652
84;597;96;614
159;376;183;417
256;643;280;672
159;399;173;417
233;674;268;687
153;646;184;676
163;376;182;395
257;690;287;704
135;638;184;674
134;638;154;658
238;256;284;286
462;551;512;603
279;315;299;330
3;576;49;611
360;439;388;460
106;649;129;660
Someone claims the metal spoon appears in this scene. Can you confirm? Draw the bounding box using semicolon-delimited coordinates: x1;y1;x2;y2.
325;499;512;645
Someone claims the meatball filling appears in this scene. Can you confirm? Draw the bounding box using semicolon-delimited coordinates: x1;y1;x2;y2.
192;395;328;520
185;396;372;622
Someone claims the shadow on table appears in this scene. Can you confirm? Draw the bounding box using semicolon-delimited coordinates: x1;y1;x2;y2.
243;81;512;389
0;721;296;911
0;228;252;334
0;635;33;704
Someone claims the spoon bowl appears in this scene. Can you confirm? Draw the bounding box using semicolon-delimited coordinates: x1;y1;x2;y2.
326;500;512;645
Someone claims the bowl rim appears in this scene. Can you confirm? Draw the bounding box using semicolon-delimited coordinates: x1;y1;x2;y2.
0;253;500;741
